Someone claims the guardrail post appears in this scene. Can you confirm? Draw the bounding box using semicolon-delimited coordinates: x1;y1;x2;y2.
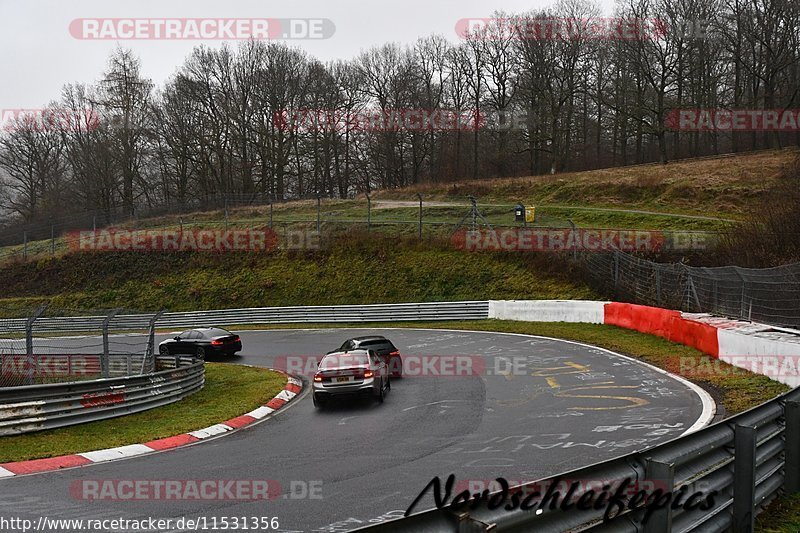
24;306;47;385
733;424;757;533
142;310;165;374
102;309;121;378
785;401;800;492
366;194;371;232
643;459;674;533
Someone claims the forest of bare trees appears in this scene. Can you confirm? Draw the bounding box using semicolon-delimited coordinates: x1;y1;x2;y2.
1;0;798;227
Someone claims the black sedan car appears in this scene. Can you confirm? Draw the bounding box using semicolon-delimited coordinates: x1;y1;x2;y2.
336;335;402;377
158;327;242;358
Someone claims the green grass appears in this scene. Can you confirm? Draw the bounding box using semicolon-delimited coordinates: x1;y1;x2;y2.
0;200;730;267
757;494;800;532
0;363;286;463
0;237;597;312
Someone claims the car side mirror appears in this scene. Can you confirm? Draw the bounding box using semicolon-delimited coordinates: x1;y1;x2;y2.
317;359;321;367
173;336;181;341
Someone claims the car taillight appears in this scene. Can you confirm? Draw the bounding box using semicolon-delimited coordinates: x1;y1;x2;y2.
364;370;374;378
389;350;400;356
313;374;323;382
211;339;223;346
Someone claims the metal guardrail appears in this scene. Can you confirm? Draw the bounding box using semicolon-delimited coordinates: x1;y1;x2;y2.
0;355;204;435
1;301;491;332
353;373;800;533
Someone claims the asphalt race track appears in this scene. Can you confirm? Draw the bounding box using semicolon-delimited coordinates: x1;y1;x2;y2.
0;328;711;532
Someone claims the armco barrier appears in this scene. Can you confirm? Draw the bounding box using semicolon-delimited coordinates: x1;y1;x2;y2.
0;301;490;333
352;299;800;532
604;302;720;356
0;355;203;435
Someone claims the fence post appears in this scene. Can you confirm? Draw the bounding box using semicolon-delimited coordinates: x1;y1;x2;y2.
92;215;96;232
142;310;165;375
733;424;757;533
102;309;121;378
50;225;55;257
269;201;273;229
416;193;423;239
786;401;800;493
655;267;662;306
613;251;620;292
316;196;321;233
24;306;47;385
643;458;674;533
366;194;371;232
567;219;577;261
735;268;747;320
22;231;27;261
224;201;229;230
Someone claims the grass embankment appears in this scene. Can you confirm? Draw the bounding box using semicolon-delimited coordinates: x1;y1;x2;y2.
371;148;799;220
0;237;597;312
4;149;795;264
0;363;286;463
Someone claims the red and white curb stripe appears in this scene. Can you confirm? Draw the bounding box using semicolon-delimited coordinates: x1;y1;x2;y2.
0;374;303;479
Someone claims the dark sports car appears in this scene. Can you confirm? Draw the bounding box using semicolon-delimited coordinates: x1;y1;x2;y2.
158;327;242;358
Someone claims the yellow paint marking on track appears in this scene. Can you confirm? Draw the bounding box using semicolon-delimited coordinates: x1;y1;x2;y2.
541;373;649;410
531;362;591;377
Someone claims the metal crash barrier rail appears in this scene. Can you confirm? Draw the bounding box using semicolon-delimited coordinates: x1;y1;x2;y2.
0;355;204;436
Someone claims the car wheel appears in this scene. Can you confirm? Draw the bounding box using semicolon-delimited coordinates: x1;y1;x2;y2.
377;379;385;403
159;345;169;356
195;346;205;359
313;393;325;409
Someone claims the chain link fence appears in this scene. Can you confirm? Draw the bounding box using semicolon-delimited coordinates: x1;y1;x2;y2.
578;250;800;329
0;305;162;387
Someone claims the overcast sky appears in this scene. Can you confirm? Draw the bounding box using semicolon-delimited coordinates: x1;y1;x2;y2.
0;0;616;109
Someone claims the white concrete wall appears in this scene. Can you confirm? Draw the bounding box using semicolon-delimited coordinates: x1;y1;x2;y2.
488;300;607;324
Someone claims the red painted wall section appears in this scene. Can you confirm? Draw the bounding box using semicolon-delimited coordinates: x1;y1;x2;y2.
604;303;719;357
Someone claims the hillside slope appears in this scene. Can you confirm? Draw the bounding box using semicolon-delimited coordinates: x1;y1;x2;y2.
0;238;596;312
370;148;799;218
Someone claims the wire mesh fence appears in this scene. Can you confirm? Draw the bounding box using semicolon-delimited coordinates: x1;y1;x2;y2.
0;305;161;387
578;250;800;328
0;192;731;265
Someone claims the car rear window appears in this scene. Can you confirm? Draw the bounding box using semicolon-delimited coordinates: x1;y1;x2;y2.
321;353;369;369
359;340;396;351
